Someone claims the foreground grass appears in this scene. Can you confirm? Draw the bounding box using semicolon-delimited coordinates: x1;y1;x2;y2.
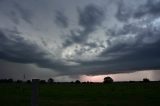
0;82;160;106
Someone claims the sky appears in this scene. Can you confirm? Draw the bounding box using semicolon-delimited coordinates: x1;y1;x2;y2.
0;0;160;82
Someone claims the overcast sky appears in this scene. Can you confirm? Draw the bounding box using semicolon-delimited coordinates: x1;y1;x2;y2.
0;0;160;81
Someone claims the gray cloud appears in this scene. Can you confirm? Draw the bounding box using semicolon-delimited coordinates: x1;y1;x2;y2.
107;22;160;54
9;11;20;25
0;29;44;63
88;21;160;75
0;28;88;76
13;2;33;24
55;11;69;28
134;0;160;18
63;4;105;47
115;0;133;22
1;0;160;79
115;0;160;21
0;28;70;72
0;28;105;76
78;4;105;30
75;39;160;75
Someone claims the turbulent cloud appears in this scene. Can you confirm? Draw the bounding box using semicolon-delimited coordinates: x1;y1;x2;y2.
116;0;160;21
75;39;160;75
78;4;105;30
98;6;160;74
55;11;69;28
63;4;105;47
134;0;160;18
115;0;133;22
1;0;160;79
0;28;100;76
0;28;70;72
0;29;42;63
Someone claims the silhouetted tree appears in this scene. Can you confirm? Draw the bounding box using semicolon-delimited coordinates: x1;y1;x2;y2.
0;79;8;83
143;78;150;82
48;78;54;84
129;81;136;83
8;79;13;83
82;82;87;84
26;80;31;83
0;79;14;83
103;76;113;83
75;80;81;84
70;81;74;84
16;80;22;83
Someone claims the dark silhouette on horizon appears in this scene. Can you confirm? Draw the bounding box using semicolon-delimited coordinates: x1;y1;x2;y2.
143;78;150;82
103;76;114;83
75;80;81;84
48;78;54;84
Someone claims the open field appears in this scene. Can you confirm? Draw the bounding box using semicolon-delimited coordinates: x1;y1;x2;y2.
0;82;160;106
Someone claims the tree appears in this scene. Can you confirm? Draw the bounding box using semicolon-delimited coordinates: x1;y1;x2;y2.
8;79;13;83
16;80;22;83
143;78;150;82
75;80;81;84
48;78;54;84
103;76;113;83
26;80;31;83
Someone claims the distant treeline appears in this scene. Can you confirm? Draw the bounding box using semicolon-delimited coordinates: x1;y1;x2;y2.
0;77;157;84
0;78;54;84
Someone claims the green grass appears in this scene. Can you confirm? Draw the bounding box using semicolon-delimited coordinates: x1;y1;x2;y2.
0;82;160;106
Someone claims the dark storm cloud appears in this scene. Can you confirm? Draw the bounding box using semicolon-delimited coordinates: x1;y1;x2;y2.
107;40;160;72
1;0;160;77
0;28;82;75
75;39;160;75
116;0;160;21
55;11;69;28
0;29;43;63
85;42;98;48
78;4;105;30
107;23;141;38
63;29;91;47
63;4;105;47
83;23;160;75
134;0;160;18
0;28;69;72
107;0;160;74
115;0;132;22
106;20;160;54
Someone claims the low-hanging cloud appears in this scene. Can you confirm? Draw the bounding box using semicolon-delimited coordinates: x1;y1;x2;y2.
0;28;71;72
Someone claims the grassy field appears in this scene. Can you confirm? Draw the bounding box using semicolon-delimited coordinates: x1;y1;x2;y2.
0;82;160;106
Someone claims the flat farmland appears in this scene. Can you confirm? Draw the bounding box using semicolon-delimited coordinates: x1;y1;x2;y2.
0;82;160;106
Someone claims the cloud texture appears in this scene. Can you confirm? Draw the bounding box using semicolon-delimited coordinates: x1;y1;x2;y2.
0;0;160;78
